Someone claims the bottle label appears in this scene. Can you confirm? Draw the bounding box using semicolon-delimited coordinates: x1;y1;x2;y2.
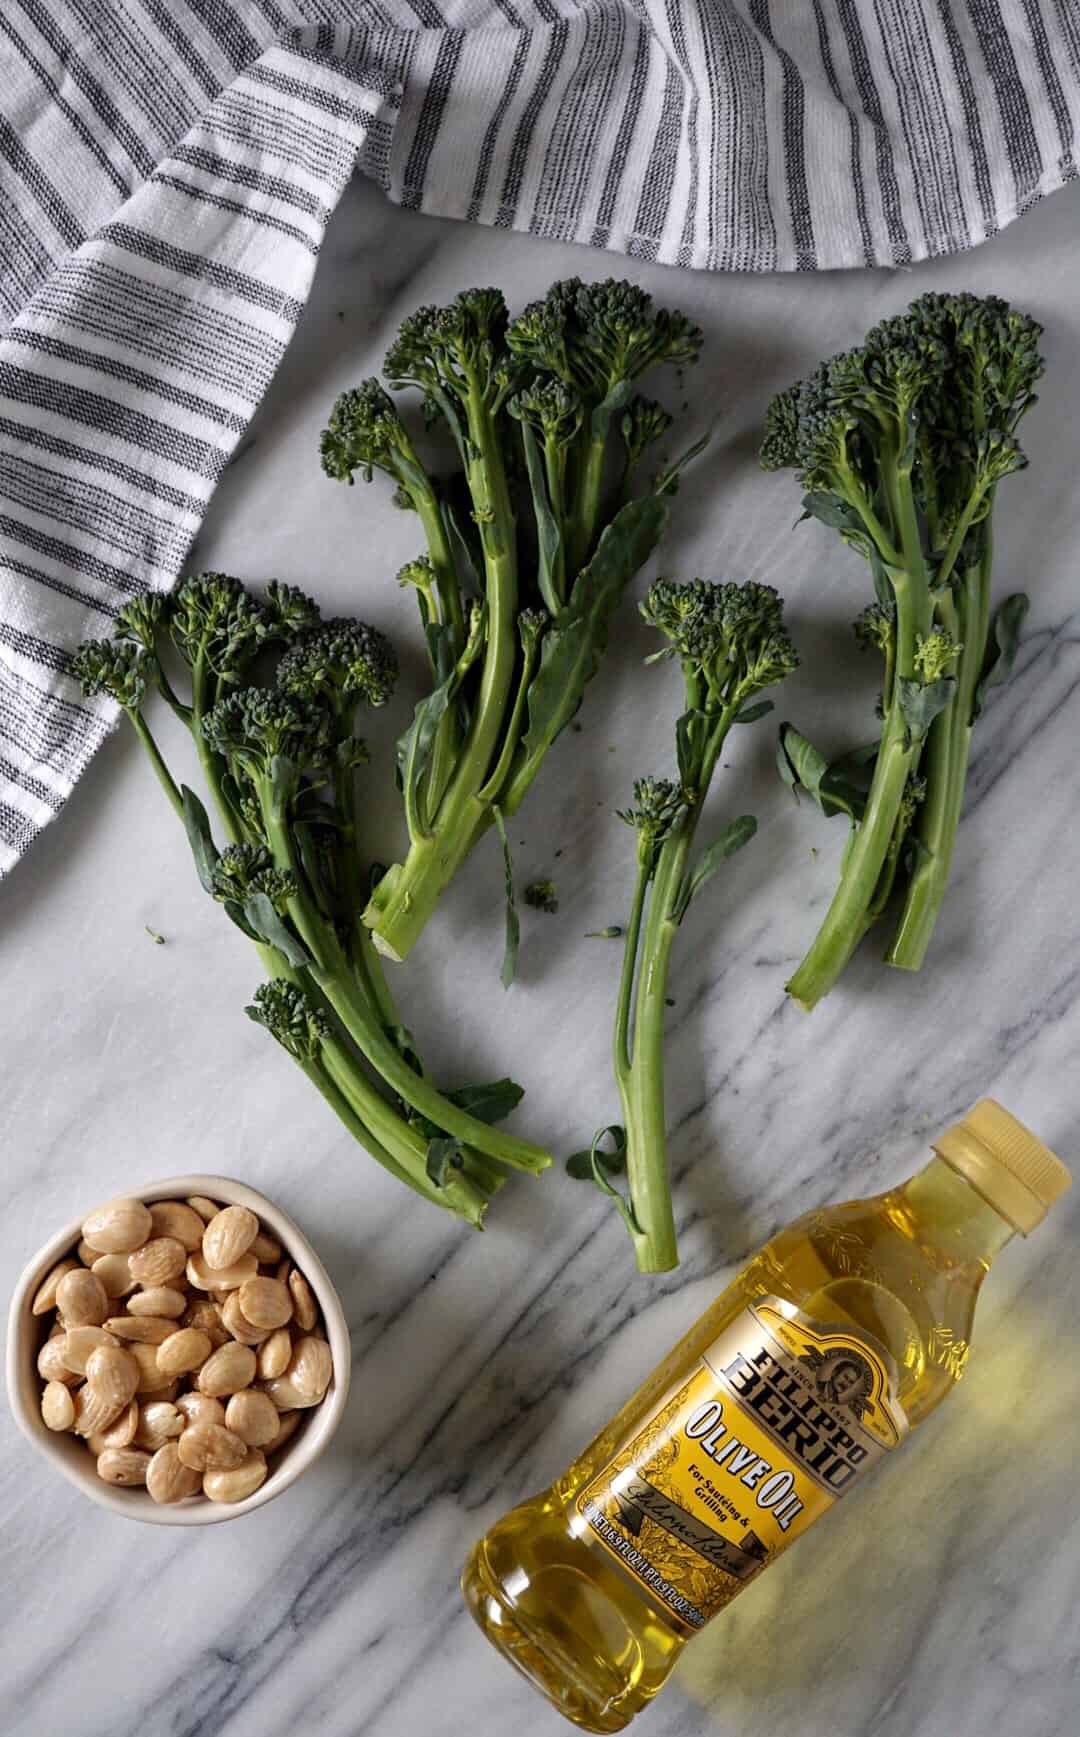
577;1296;907;1633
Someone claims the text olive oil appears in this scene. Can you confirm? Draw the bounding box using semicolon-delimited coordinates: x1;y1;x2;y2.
462;1102;1070;1732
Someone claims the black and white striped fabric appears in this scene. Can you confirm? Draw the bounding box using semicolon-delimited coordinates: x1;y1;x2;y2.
1;2;1078;872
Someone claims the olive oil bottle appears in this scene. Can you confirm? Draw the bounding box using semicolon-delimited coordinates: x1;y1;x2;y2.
462;1101;1070;1732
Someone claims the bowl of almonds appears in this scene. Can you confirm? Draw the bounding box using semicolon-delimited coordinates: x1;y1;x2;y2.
7;1175;350;1524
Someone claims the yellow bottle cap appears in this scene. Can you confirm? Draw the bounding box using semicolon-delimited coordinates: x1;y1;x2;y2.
933;1099;1072;1234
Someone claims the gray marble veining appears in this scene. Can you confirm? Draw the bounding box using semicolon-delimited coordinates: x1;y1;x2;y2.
3;174;1080;1737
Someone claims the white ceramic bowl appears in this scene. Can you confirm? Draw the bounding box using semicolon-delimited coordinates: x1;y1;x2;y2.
7;1174;350;1526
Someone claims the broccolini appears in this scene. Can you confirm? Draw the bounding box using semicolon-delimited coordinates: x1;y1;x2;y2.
74;572;551;1227
322;278;704;965
588;579;798;1272
761;292;1041;1008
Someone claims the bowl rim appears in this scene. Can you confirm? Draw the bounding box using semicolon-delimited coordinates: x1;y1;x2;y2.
7;1173;351;1526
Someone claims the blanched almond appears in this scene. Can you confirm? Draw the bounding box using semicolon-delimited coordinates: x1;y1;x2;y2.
76;1240;97;1267
131;1341;174;1393
41;1381;76;1431
91;1253;135;1299
90;1397;139;1450
197;1342;256;1397
128;1285;186;1318
149;1200;206;1251
238;1276;292;1330
225;1389;280;1447
251;1231;282;1263
60;1325;118;1375
221;1291;270;1346
37;1337;79;1385
81;1198;152;1255
186;1195;220;1223
96;1447;150;1487
156;1328;211;1378
186;1251;258;1292
128;1237;186;1286
104;1315;175;1344
256;1327;292;1380
288;1269;318;1332
262;1376;308;1412
203;1448;266;1504
175;1391;225;1429
181;1300;229;1347
202;1205;259;1271
85;1343;139;1410
146;1442;201;1504
287;1336;333;1404
56;1268;109;1328
266;1411;302;1455
134;1401;184;1450
177;1423;247;1472
72;1382;126;1438
32;1258;79;1315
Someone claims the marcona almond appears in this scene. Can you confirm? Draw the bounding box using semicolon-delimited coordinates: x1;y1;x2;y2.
130;1341;174;1393
262;1376;308;1412
256;1327;292;1380
128;1236;187;1287
41;1381;76;1431
201;1205;259;1272
220;1291;270;1346
76;1240;97;1267
197;1341;256;1398
81;1197;153;1255
156;1328;212;1379
56;1268;109;1328
275;1258;291;1284
149;1200;205;1251
104;1314;175;1344
91;1253;134;1299
134;1401;184;1450
186;1251;258;1292
177;1423;248;1472
251;1231;282;1263
287;1336;333;1404
72;1382;126;1438
181;1300;229;1347
90;1397;140;1451
203;1448;267;1504
85;1343;139;1410
128;1285;186;1318
37;1337;79;1385
186;1195;220;1223
225;1389;280;1448
32;1258;79;1316
146;1442;202;1504
266;1411;302;1455
96;1447;151;1487
60;1325;118;1375
238;1277;292;1331
175;1391;225;1429
288;1269;318;1332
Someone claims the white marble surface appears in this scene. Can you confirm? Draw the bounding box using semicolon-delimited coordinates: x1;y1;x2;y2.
3;175;1080;1737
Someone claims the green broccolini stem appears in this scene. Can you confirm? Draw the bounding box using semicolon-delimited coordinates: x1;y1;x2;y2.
414;489;466;654
888;538;993;969
128;712;184;820
191;651;246;845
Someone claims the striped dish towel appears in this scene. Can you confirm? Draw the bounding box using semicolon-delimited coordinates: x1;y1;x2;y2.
1;3;1077;873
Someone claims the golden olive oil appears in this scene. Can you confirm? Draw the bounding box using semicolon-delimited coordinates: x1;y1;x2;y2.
463;1102;1070;1732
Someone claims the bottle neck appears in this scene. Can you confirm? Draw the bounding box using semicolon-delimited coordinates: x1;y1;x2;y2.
900;1153;1017;1268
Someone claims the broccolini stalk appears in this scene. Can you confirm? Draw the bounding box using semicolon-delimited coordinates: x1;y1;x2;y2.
73;574;551;1227
321;278;703;966
761;292;1041;1008
602;581;798;1273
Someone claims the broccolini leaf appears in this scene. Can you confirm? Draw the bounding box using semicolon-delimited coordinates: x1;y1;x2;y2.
777;725;867;823
522;494;669;765
519;421;563;616
973;593;1028;721
181;785;220;894
242;892;313;969
565;1126;641;1236
897;675;957;744
446;1078;525;1124
425;1136;463;1187
672;816;757;924
735;699;774;725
